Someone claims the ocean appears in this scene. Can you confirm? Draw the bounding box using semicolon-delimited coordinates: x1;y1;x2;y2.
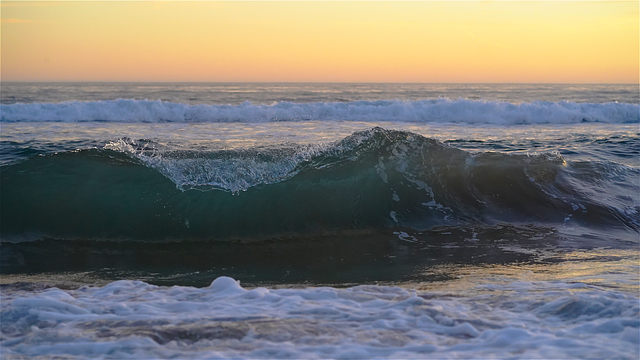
1;83;638;359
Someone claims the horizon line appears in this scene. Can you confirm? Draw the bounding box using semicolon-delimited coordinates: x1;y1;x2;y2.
2;81;639;85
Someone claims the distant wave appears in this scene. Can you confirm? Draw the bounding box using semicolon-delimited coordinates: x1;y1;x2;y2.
1;99;638;124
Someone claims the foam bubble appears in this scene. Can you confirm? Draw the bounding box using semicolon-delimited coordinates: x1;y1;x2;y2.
208;276;244;294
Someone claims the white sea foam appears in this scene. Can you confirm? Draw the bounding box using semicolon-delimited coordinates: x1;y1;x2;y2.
104;138;331;192
1;99;638;124
1;277;638;359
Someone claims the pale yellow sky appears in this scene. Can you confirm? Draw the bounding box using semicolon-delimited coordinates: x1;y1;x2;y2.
1;1;638;83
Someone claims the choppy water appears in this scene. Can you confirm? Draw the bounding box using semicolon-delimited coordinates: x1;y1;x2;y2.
1;83;638;359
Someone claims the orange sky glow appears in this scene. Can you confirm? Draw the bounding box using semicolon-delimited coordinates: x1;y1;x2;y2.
1;1;638;83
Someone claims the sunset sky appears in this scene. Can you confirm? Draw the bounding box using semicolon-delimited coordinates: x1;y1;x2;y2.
2;1;638;83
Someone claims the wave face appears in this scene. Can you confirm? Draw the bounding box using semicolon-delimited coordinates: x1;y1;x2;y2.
1;128;637;242
1;99;638;124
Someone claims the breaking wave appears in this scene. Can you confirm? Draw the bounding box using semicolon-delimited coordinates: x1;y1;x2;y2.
1;128;637;243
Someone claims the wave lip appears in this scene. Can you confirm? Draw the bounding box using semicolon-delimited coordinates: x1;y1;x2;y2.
1;99;638;124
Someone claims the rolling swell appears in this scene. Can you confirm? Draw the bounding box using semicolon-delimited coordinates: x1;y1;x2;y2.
1;128;638;243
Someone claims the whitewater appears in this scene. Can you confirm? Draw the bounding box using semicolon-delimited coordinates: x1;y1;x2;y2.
2;270;638;359
1;83;638;359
